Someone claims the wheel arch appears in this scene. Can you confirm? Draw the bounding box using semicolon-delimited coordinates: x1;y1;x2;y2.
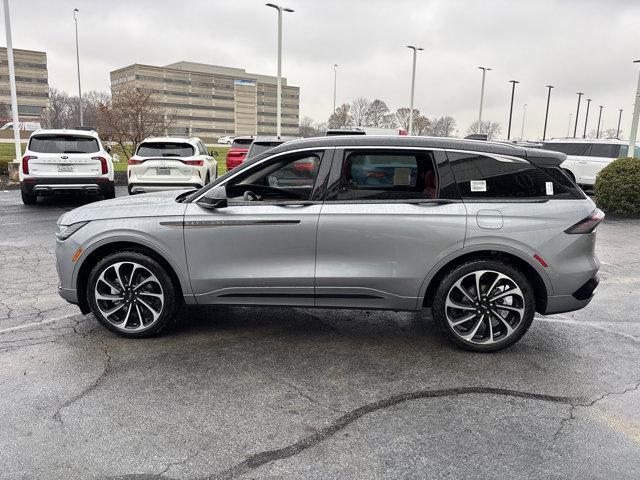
420;247;551;314
76;240;186;315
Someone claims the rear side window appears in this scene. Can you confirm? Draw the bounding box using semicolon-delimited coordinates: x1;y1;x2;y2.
588;144;619;158
541;143;590;156
447;152;574;199
232;138;253;148
136;142;194;157
29;135;99;154
336;150;441;201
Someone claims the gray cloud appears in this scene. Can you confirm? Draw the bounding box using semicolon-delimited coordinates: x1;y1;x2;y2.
4;0;639;139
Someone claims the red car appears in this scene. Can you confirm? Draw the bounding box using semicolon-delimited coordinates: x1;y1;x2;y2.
225;137;253;170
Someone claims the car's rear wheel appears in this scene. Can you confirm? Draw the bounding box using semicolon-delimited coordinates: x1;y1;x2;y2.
21;190;37;205
432;260;535;352
87;251;178;337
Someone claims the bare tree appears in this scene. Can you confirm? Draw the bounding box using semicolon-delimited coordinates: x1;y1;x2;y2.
42;87;73;129
328;103;351;129
412;114;431;136
98;87;175;159
467;120;502;140
349;97;371;126
298;116;326;137
602;128;622;139
393;107;420;133
431;116;457;137
83;91;111;128
365;99;389;127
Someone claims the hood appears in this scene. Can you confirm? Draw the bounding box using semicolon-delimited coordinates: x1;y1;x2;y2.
58;190;189;226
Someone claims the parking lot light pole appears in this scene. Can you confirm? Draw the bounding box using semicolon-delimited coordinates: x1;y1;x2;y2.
507;80;519;140
574;92;583;138
74;8;83;127
628;60;640;158
596;105;603;139
406;46;423;135
543;85;553;141
266;3;294;138
477;66;491;133
617;109;623;139
333;64;337;113
583;99;591;138
3;0;21;176
520;103;527;140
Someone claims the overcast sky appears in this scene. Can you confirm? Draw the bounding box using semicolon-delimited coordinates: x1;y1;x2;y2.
4;0;640;139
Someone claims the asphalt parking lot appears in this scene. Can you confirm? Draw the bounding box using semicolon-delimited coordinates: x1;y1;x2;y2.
1;188;639;479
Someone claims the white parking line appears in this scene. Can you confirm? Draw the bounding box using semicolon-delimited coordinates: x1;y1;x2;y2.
0;313;79;334
540;316;640;344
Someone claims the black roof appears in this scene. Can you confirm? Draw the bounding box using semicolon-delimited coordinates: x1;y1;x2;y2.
264;135;565;166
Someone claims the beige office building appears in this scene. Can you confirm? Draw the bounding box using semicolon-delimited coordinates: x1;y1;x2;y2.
0;47;49;121
110;61;300;139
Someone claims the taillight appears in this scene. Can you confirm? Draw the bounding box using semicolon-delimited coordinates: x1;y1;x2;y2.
182;160;204;166
565;209;605;234
128;158;144;166
21;155;37;175
92;156;108;175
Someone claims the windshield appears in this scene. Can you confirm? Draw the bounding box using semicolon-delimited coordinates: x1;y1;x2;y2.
137;142;194;157
29;135;99;154
231;138;253;149
247;142;282;159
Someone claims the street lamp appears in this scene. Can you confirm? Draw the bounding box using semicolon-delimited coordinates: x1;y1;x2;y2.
74;8;83;126
406;45;423;135
574;92;583;138
507;80;519;140
332;64;337;114
520;103;527;140
478;66;491;132
542;85;554;141
583;98;592;138
2;0;21;173
596;105;603;139
628;60;640;157
265;3;294;138
617;109;623;139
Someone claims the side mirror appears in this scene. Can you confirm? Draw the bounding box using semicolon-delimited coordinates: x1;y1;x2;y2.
106;145;112;154
196;185;227;209
210;150;218;157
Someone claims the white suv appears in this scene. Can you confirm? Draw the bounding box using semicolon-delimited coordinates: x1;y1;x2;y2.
127;137;217;194
541;138;640;187
20;129;115;205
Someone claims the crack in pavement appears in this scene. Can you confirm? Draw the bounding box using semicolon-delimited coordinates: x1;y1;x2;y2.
199;386;579;480
52;340;113;429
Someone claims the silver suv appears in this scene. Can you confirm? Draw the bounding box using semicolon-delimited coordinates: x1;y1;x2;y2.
55;136;602;352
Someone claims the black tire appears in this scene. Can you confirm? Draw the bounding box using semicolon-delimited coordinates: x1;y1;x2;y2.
86;251;179;338
21;190;37;205
104;183;116;199
431;259;535;352
204;172;211;185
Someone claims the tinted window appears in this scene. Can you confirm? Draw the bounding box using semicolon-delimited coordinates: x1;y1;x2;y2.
248;142;282;159
29;135;99;154
448;152;572;199
619;145;640;158
541;142;590;156
231;138;253;148
588;144;619;158
337;150;439;201
137;142;194;157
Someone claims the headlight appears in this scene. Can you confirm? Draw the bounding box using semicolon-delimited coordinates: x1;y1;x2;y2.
56;221;89;241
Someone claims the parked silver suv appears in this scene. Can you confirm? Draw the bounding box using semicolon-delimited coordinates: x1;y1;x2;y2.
55;136;602;351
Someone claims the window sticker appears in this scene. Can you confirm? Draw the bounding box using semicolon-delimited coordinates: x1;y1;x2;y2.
393;167;411;186
470;180;487;192
545;181;554;195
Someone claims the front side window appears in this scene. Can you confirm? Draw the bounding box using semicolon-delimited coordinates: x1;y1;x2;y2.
136;142;195;157
336;150;440;201
448;152;573;199
29;135;99;154
224;151;322;202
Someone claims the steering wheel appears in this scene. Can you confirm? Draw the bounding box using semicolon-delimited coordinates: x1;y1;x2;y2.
243;190;262;202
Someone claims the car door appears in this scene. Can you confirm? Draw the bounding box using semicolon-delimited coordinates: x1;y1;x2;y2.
315;147;467;311
581;143;618;184
183;147;333;306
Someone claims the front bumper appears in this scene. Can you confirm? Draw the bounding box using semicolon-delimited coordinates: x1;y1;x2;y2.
22;177;114;196
58;283;78;305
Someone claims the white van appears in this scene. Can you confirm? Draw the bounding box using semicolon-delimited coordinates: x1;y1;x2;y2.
541;138;640;187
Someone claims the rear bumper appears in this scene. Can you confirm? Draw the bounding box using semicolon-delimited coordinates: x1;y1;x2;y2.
22;177;114;195
541;275;600;315
129;182;201;194
226;156;245;170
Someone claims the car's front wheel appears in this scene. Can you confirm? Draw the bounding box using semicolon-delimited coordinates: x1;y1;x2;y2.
87;251;179;337
432;260;535;352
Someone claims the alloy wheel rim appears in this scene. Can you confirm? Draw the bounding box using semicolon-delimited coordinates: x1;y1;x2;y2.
445;270;525;345
94;261;164;332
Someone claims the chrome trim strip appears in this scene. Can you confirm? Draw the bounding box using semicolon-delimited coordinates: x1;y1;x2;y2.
159;221;184;229
188;219;300;229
